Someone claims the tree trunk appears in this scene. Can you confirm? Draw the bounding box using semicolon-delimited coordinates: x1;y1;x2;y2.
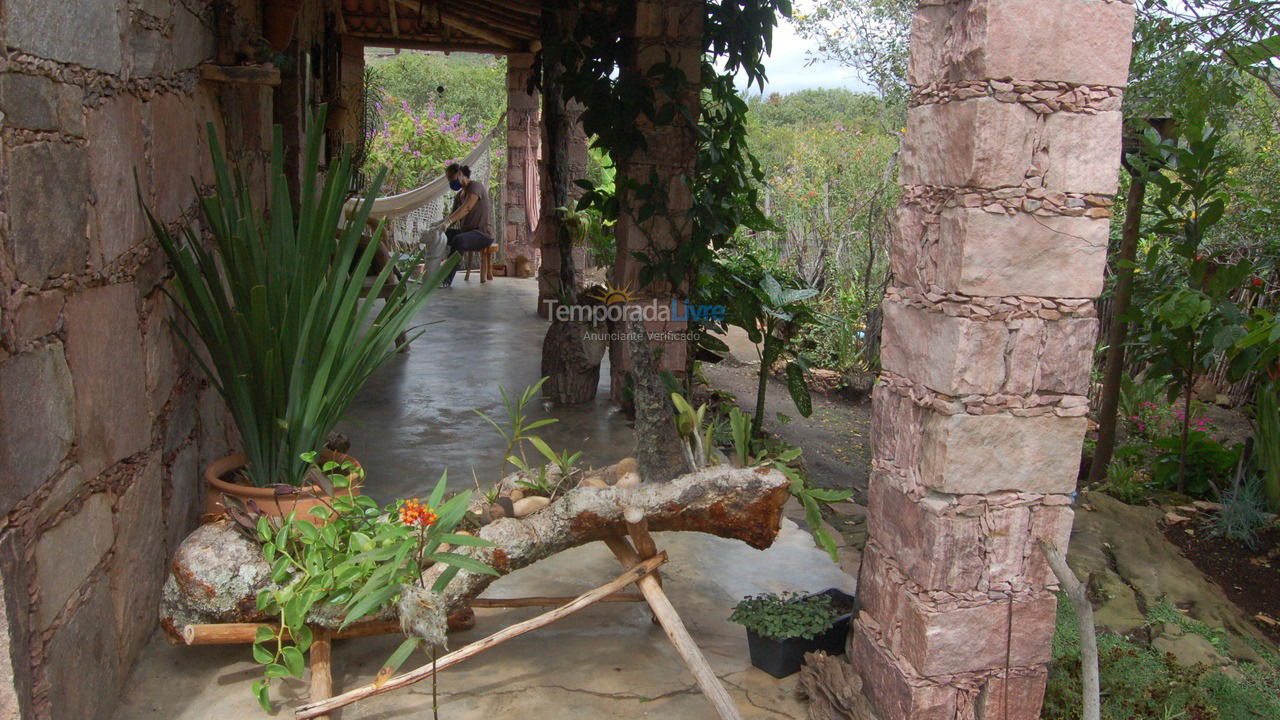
542;318;606;405
1087;175;1146;487
626;318;692;482
540;3;598;404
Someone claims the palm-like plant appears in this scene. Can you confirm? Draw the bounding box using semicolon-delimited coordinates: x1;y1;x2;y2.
145;106;453;487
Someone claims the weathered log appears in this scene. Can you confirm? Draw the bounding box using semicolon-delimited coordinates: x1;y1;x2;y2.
797;651;875;720
160;464;790;632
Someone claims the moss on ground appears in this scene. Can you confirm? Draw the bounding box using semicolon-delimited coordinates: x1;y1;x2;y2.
1043;594;1280;720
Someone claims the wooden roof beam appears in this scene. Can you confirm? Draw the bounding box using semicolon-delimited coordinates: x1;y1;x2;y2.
387;0;400;36
438;10;518;49
446;0;540;38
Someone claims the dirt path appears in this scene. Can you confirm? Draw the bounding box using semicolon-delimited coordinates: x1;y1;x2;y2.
701;327;873;503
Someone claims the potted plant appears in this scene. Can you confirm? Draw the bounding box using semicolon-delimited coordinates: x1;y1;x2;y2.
729;589;856;678
229;453;497;710
145;106;454;519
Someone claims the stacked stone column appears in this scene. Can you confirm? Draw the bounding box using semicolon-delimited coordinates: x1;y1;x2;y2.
607;0;702;401
850;1;1136;718
503;53;541;279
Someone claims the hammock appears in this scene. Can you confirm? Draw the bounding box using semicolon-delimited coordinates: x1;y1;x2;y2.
348;113;506;267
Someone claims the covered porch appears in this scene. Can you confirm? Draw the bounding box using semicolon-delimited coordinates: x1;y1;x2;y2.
111;278;853;719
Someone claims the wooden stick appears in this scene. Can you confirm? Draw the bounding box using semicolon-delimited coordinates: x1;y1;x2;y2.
625;507;663;624
1040;539;1100;720
309;628;333;720
181;621;401;646
603;537;743;720
471;593;644;608
294;553;668;719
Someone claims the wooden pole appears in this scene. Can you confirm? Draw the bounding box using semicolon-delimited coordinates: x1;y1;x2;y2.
294;553;668;719
1040;539;1100;720
603;536;744;720
181;621;402;645
471;593;644;608
309;628;333;720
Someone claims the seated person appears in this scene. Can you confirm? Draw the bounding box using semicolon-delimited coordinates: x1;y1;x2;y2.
430;163;493;287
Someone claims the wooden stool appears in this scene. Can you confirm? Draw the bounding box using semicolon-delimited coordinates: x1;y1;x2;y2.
463;245;498;283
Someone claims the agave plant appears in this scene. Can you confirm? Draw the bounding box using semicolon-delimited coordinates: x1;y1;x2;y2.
145;106;454;487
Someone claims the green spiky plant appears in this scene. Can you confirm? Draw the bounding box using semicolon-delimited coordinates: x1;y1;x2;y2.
144;105;455;487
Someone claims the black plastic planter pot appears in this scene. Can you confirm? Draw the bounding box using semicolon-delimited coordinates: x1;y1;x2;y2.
744;588;857;679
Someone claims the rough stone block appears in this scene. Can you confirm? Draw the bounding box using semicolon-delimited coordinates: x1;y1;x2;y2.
6;142;89;284
900;98;1038;189
1040;316;1100;393
110;461;166;662
143;296;180;416
935;207;1109;298
65;284;150;480
34;493;113;630
867;477;985;592
4;0;123;73
147;93;214;222
166;444;203;553
171;4;217;70
0;345;75;514
920;413;1086;494
870;383;925;470
88;95;146;267
12;291;65;345
0;530;32;719
45;576;120;720
976;669;1050;720
851;624;958;720
881;300;1008;396
909;0;1136;87
881;300;1096;397
900;593;1059;676
1043;110;1124;195
0;72;57;130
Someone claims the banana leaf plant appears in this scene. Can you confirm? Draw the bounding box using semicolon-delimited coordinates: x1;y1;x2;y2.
144;105;455;487
722;268;818;437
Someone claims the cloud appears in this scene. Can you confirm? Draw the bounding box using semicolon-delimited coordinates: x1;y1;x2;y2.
731;17;876;96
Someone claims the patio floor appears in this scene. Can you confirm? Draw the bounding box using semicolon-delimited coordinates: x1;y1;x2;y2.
112;277;854;719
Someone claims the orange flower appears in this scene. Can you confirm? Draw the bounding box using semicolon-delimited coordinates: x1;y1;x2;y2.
399;498;438;528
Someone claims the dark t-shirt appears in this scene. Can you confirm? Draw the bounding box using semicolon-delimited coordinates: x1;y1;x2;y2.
451;180;492;238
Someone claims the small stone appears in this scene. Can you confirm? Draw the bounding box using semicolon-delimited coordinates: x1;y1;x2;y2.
615;472;641;489
512;496;551;518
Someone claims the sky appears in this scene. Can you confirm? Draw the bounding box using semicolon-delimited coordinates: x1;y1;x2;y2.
737;15;876;97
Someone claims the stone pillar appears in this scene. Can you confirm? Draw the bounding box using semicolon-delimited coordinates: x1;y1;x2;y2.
504;53;541;280
850;1;1136;718
607;0;702;402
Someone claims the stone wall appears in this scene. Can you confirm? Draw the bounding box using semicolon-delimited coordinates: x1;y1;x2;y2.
0;1;272;717
849;0;1137;717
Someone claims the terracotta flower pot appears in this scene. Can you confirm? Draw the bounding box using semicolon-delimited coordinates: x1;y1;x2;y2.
203;451;363;523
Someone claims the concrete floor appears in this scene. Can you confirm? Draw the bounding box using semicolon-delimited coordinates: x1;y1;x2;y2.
113;278;855;720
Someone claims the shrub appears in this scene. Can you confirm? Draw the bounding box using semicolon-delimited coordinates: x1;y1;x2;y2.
729;592;838;641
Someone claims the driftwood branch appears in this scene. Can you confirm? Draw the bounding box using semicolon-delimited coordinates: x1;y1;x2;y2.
293;552;668;719
604;534;743;720
160;464;789;633
1040;539;1100;720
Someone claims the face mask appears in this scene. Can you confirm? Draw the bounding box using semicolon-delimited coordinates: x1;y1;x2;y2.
449;179;463;191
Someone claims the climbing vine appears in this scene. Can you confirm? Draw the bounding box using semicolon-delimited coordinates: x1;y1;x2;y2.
543;0;790;290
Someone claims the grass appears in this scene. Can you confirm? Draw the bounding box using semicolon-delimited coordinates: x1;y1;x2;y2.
1043;594;1280;720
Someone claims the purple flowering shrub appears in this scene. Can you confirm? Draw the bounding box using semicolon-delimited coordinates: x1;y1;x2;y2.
364;94;486;193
